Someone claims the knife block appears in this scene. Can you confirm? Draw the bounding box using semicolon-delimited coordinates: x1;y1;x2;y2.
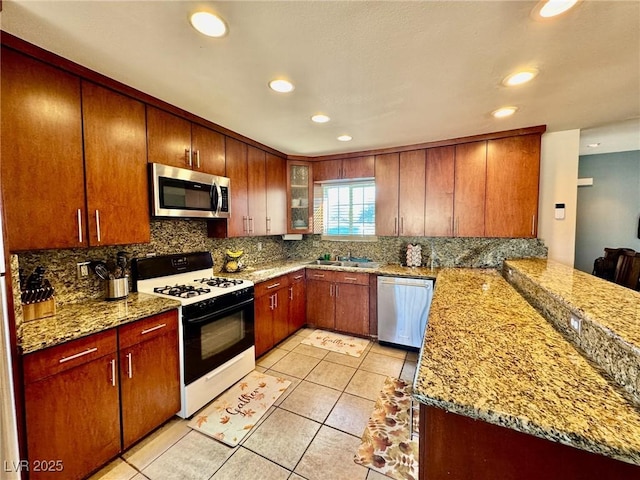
22;298;56;322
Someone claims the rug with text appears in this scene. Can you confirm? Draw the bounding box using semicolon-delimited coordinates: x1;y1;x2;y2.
188;371;291;447
301;329;369;357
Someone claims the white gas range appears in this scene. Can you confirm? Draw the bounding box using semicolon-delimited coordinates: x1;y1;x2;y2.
133;252;255;418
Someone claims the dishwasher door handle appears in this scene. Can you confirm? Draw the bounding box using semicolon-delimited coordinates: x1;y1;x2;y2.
379;279;432;288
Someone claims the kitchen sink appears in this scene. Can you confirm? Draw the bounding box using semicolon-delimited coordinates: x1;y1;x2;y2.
309;260;381;269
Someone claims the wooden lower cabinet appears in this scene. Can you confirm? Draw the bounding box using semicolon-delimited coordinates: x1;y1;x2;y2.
254;275;291;357
420;405;640;480
23;330;120;480
22;311;180;480
119;310;180;449
288;272;307;335
306;270;369;336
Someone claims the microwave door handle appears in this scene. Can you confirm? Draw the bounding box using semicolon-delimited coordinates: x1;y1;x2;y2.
210;182;219;214
216;181;223;213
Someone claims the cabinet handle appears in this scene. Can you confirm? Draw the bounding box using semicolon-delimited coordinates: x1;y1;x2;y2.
344;277;357;281
95;210;101;242
267;282;281;290
313;273;325;278
449;216;454;235
77;209;83;243
274;292;278;309
294;275;304;280
289;286;293;300
269;294;274;310
59;347;97;364
330;284;334;297
455;217;459;236
185;148;192;167
266;217;271;233
335;284;339;297
141;323;167;335
126;352;133;379
531;214;536;236
249;217;254;234
243;216;248;234
110;359;116;387
400;217;404;235
394;217;398;235
194;150;200;169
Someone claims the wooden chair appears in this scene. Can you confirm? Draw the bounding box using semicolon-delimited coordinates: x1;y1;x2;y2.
613;251;640;291
593;248;635;281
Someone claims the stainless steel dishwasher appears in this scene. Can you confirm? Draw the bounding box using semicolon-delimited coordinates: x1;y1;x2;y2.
377;276;434;348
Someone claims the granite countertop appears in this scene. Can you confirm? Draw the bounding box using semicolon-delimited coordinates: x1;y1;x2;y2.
413;267;640;466
19;293;181;355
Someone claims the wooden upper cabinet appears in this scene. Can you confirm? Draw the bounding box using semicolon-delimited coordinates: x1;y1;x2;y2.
375;153;400;236
425;146;455;237
247;146;267;236
1;48;86;251
191;124;226;176
146;106;192;169
313;156;374;182
265;153;287;235
454;141;487;237
398;150;426;236
485;134;541;237
82;82;150;246
224;138;249;236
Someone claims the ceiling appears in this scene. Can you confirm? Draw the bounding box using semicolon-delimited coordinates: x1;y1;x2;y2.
2;1;639;157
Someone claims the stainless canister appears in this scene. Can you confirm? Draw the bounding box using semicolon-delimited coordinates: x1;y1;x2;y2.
106;276;129;300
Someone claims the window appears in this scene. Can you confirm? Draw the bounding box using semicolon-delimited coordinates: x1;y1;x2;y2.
316;181;376;239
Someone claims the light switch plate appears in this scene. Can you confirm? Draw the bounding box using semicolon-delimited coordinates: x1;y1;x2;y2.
569;315;581;335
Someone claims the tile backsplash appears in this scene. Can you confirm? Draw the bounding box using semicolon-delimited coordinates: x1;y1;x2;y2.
14;219;547;307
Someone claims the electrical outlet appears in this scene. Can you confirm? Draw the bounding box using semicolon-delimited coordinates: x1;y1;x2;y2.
257;242;263;251
569;315;582;335
77;261;90;280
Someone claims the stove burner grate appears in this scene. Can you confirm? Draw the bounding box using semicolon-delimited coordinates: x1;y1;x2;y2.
153;285;212;298
194;277;244;288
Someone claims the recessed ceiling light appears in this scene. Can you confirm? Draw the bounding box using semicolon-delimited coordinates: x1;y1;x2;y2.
587;143;601;148
337;135;352;142
503;69;539;87
269;79;295;93
532;0;579;19
492;107;518;118
311;114;330;124
190;12;227;37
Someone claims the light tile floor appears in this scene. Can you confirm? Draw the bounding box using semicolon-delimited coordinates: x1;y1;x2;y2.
89;328;417;480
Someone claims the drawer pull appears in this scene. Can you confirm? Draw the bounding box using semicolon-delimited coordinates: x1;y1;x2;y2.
293;275;304;280
126;352;133;379
59;347;97;364
110;359;116;387
266;282;281;290
344;277;358;281
313;274;325;278
141;323;167;335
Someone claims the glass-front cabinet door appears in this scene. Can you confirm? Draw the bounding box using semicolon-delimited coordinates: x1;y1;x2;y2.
286;161;312;234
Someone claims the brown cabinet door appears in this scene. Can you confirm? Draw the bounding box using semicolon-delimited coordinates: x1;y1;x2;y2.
399;150;426;236
288;273;307;335
306;279;335;330
272;289;290;346
119;315;180;448
191;124;225;176
82;82;150;246
287;161;313;234
24;335;120;480
1;48;86;251
485;134;541;238
247;146;267;236
225;138;249;236
375;153;400;236
254;293;274;357
334;283;369;336
425;146;455;236
265;153;287;235
343;155;375;179
454;141;487;237
147;106;192;169
313;160;342;181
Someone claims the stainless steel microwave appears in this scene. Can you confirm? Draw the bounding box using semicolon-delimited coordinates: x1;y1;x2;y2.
150;163;230;219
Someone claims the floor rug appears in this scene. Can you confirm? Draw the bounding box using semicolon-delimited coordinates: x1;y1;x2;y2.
354;377;420;480
301;329;369;357
188;371;291;447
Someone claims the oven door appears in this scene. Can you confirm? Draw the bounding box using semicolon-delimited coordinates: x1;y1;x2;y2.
182;298;254;385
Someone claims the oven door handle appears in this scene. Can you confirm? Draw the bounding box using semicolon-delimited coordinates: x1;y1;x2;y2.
184;298;254;325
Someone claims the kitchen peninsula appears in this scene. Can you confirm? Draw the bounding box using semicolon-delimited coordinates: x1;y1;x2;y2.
413;260;640;479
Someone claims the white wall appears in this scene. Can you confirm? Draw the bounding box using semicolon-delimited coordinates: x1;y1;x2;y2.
538;130;580;267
